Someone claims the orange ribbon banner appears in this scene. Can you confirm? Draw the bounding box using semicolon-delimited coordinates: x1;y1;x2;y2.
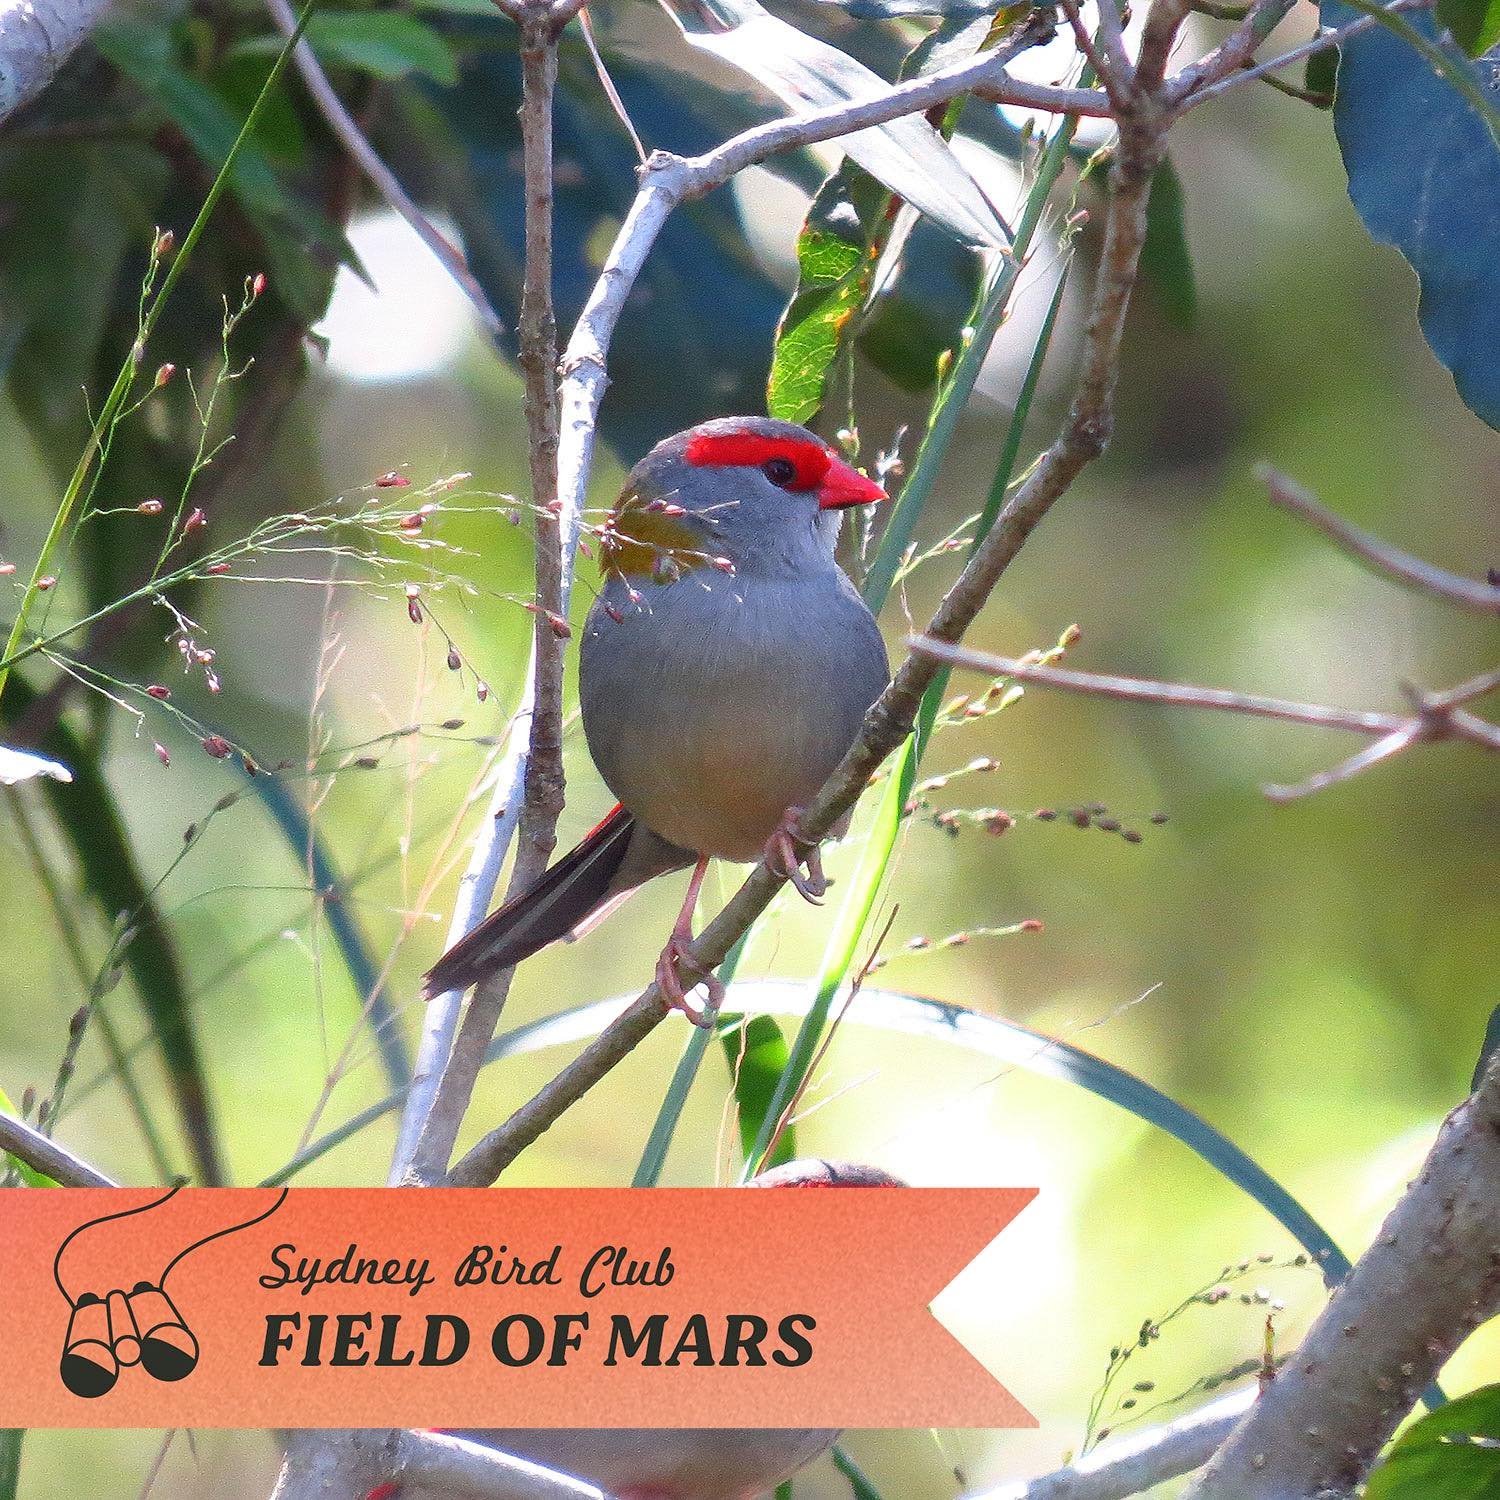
0;1186;1036;1429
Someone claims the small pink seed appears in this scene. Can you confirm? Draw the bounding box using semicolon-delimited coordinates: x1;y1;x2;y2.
146;685;171;701
377;472;410;489
201;735;232;759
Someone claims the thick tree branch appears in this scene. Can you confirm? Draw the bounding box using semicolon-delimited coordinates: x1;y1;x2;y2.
0;1110;117;1186
1262;465;1500;616
0;0;111;123
978;1388;1257;1500
272;1430;609;1500
1183;1053;1500;1500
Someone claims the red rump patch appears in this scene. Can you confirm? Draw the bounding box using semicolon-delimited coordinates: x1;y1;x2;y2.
683;432;832;492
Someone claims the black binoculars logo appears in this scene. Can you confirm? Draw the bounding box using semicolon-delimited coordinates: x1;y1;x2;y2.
54;1185;286;1399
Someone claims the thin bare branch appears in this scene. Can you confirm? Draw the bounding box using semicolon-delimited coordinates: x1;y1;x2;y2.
263;0;507;345
1166;0;1299;100
976;1388;1257;1500
403;3;571;1186
1058;0;1132;104
1262;722;1425;801
906;641;1411;735
1173;0;1433;105
1185;1053;1500;1499
1261;464;1500;616
0;1111;118;1186
910;639;1500;802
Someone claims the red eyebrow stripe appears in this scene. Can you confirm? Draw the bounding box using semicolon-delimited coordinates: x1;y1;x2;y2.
683;432;833;492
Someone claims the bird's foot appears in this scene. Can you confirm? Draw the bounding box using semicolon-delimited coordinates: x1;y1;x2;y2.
655;930;724;1028
763;807;827;905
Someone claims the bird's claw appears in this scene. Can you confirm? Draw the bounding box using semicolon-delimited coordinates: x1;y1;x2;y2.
655;932;724;1028
763;807;827;905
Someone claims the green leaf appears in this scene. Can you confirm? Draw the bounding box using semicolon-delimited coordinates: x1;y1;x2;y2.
767;162;881;424
6;676;223;1184
1139;154;1197;330
1304;42;1339;103
0;1427;21;1500
832;1446;884;1500
1437;0;1500;56
232;12;460;86
1366;1385;1500;1498
742;738;914;1176
720;1014;798;1168
97;19;361;322
0;140;168;432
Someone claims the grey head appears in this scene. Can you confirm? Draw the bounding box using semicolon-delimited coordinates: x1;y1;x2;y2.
602;416;889;582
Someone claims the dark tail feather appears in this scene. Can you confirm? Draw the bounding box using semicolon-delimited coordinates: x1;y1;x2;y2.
423;806;636;998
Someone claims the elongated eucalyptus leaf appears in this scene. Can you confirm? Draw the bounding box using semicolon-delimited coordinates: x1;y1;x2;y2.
1139;155;1197;330
277;981;1351;1283
6;677;223;1184
1322;2;1500;430
721;1013;798;1168
663;0;1010;248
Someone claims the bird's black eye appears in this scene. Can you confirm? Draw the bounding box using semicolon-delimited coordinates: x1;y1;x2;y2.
762;457;797;488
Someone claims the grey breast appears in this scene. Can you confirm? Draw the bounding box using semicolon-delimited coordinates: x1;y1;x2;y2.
580;569;889;863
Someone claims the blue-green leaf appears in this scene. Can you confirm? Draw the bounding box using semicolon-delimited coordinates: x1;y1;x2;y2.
1321;4;1500;429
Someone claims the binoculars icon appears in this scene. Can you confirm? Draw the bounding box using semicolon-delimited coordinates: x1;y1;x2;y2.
60;1281;200;1398
53;1184;285;1400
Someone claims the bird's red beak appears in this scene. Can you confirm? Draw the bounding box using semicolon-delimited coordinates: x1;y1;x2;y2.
816;457;888;510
